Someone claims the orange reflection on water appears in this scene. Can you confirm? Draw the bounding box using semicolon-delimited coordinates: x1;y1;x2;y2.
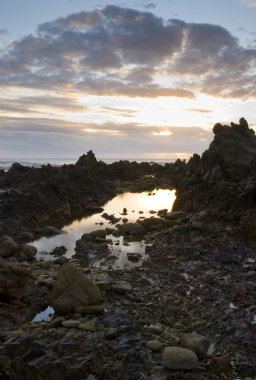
33;189;176;262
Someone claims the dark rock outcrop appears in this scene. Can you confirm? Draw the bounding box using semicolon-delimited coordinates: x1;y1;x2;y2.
170;118;256;219
0;236;37;261
0;258;32;300
50;264;102;314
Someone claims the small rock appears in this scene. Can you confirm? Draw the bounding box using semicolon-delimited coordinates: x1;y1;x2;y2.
127;252;142;262
95;280;111;291
161;346;198;370
79;320;97;332
105;327;119;339
146;340;163;351
54;256;69;265
148;325;163;335
157;209;168;217
62;320;80;328
209;355;232;376
51;246;67;256
48;317;64;329
122;223;145;236
0;235;18;258
75;305;105;315
112;282;132;294
181;333;210;356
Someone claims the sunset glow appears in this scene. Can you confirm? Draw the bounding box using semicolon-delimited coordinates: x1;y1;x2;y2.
0;0;255;159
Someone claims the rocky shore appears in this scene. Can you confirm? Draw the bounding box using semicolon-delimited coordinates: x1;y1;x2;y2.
0;119;256;379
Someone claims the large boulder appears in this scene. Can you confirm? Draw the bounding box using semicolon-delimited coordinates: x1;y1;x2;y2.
181;333;210;356
51;264;102;314
0;236;37;261
0;258;32;300
16;244;37;261
0;236;18;258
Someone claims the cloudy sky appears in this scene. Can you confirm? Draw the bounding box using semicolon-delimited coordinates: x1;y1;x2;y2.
0;0;256;160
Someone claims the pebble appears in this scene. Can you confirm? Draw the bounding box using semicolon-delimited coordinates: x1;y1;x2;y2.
48;317;64;329
148;325;163;335
112;282;132;294
105;327;119;339
62;320;80;328
79;320;97;332
146;340;163;351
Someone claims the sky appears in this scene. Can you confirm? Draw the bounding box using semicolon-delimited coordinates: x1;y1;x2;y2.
0;0;256;160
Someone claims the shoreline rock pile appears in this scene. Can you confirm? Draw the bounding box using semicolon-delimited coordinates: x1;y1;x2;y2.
0;119;256;379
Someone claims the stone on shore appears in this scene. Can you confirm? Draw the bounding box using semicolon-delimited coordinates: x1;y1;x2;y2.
112;282;132;294
51;264;102;314
0;236;37;261
122;223;145;236
161;347;198;370
146;340;163;351
181;333;210;356
0;258;32;299
17;244;37;261
0;236;18;258
79;320;97;332
62;320;80;328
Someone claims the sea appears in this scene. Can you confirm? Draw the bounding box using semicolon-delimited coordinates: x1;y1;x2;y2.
0;157;178;171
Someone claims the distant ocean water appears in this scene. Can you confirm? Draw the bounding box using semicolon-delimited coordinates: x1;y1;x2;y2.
0;157;178;171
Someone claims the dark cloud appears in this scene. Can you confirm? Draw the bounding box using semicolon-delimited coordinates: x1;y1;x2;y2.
0;5;255;99
0;115;212;157
77;76;194;98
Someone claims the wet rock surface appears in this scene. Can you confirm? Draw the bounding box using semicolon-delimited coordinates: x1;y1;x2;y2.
0;120;256;379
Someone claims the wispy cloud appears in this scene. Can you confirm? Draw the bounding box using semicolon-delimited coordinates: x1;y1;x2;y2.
240;0;256;8
0;115;212;157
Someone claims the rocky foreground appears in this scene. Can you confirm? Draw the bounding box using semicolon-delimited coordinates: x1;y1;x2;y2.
0;119;256;379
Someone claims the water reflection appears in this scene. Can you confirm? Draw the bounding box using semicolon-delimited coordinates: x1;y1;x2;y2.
33;189;176;268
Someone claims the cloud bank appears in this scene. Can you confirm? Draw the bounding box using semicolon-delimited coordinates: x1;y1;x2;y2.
0;5;255;158
0;5;255;100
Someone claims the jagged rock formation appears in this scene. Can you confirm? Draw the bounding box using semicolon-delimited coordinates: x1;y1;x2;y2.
171;118;256;219
0;151;162;240
1;119;256;239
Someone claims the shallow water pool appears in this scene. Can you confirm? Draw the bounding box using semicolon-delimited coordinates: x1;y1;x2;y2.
32;188;176;268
